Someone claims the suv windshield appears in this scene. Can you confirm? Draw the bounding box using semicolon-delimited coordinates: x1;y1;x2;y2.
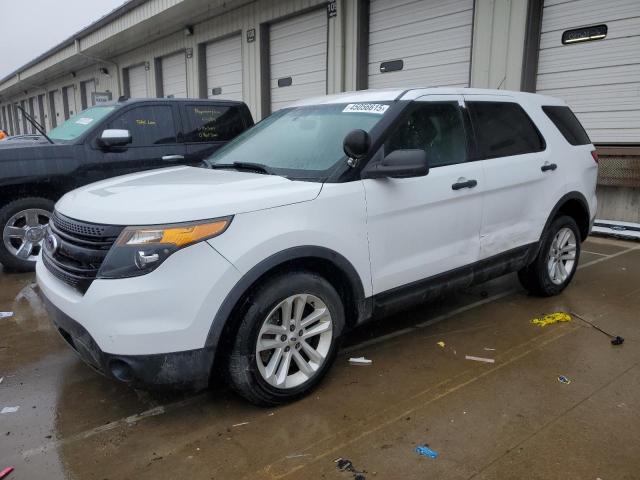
206;103;390;179
48;106;116;142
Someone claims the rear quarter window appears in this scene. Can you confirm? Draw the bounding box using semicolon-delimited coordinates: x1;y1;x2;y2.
183;105;246;143
467;101;545;159
542;106;591;146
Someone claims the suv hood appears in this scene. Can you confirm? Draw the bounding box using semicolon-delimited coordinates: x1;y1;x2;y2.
56;166;323;225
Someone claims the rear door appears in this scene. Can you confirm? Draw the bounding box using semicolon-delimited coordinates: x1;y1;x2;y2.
364;95;484;295
84;103;185;183
181;103;249;163
465;95;563;259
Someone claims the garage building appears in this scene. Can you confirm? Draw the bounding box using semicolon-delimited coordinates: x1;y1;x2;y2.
0;0;638;223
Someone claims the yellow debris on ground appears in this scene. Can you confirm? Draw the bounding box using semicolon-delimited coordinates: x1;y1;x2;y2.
531;312;572;327
437;341;446;348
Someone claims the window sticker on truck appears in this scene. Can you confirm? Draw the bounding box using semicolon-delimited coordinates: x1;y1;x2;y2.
75;117;94;125
343;103;389;114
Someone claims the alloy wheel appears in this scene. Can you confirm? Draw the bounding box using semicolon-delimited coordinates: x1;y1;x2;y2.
256;294;333;389
2;208;51;263
547;227;577;285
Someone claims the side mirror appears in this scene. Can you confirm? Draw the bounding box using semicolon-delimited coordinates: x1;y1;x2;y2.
98;129;132;148
343;129;371;161
362;149;429;179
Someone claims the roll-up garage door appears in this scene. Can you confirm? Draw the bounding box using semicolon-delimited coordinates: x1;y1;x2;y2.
62;85;77;119
269;9;327;112
82;79;96;108
536;0;640;143
368;0;474;89
50;90;63;129
205;34;243;101
161;52;187;98
128;64;149;98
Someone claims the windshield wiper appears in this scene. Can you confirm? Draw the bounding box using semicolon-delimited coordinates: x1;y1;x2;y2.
209;161;273;175
17;105;54;144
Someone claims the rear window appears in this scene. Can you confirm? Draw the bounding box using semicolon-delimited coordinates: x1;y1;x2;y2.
467;101;545;159
183;105;246;143
542;106;591;146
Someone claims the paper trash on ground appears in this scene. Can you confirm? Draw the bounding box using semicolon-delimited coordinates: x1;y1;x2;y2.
1;406;20;414
0;312;14;319
465;355;495;364
349;357;372;365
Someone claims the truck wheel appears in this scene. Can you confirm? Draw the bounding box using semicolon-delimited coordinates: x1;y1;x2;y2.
0;197;54;272
227;271;345;406
518;215;581;297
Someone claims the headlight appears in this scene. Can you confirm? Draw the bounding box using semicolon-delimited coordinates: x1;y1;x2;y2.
97;217;232;279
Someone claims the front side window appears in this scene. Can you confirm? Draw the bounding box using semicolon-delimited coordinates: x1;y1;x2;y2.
467;101;545;159
207;103;389;179
48;106;116;142
385;102;467;168
183;105;246;143
108;105;176;146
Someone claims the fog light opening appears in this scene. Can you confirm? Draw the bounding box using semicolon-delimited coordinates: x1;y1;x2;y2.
109;359;134;383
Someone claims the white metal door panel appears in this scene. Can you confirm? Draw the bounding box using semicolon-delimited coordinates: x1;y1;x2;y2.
269;9;327;112
28;97;38;132
52;90;63;128
84;79;96;107
536;0;640;143
368;0;473;89
128;64;148;98
206;34;243;101
162;52;187;98
364;95;483;294
63;86;77;119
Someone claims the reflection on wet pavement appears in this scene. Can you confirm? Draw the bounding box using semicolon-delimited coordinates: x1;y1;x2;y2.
1;237;639;479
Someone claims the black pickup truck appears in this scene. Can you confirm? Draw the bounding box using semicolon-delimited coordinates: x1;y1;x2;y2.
0;98;254;272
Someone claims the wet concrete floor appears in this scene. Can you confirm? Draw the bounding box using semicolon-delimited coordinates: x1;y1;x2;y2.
1;236;639;479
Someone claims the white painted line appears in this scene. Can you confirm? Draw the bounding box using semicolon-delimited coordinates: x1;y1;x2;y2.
581;250;608;257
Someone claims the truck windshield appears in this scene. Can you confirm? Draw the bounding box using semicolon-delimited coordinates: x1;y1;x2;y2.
206;103;390;179
48;106;116;141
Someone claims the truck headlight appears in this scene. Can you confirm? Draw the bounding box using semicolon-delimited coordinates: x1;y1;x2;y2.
97;217;232;279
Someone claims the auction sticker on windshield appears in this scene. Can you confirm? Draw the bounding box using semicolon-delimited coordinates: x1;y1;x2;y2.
343;103;389;114
75;117;94;125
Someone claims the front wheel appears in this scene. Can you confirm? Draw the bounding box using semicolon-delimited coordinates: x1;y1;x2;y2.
0;197;54;272
518;215;581;296
227;272;345;406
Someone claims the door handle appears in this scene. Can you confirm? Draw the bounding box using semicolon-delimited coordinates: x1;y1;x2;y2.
541;162;557;172
162;155;185;161
451;178;478;190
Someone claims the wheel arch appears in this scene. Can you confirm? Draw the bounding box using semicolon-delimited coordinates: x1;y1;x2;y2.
206;246;371;368
542;192;591;242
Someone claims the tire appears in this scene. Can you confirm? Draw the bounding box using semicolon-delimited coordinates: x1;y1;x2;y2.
0;197;54;272
518;215;581;297
227;271;345;406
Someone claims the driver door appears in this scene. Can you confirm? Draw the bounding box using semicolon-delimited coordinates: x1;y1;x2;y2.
81;103;185;185
363;95;484;299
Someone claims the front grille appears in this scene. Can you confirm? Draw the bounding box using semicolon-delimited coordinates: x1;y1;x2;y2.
43;212;124;294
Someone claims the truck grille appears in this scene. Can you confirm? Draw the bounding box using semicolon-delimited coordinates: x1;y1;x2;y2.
42;212;124;293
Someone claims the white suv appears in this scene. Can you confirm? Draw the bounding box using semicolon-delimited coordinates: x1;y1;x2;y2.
37;88;598;405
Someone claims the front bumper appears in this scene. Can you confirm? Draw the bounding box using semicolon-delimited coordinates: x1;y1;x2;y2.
37;240;242;388
43;294;213;390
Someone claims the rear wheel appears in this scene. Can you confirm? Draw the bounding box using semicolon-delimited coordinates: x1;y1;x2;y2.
227;271;344;406
518;215;581;296
0;197;54;272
